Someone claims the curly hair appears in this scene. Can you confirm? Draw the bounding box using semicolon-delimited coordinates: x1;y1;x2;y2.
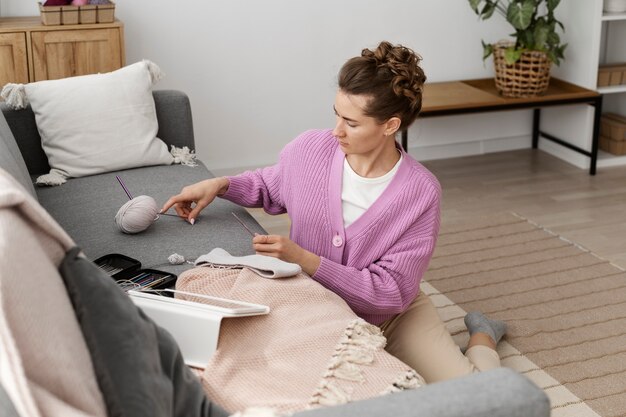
338;41;427;129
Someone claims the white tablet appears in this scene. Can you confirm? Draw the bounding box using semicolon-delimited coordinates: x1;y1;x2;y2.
128;289;270;317
128;289;270;367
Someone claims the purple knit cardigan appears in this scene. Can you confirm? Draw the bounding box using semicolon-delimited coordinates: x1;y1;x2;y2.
222;129;441;325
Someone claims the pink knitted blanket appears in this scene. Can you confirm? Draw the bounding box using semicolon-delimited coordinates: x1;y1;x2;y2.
176;266;424;415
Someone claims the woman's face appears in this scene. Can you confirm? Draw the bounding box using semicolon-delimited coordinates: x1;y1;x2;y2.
332;90;395;156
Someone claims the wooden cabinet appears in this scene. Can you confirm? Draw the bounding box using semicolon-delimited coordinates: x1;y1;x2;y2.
0;32;28;85
0;16;124;87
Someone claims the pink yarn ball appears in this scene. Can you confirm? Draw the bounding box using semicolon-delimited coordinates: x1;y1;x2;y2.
71;0;89;5
44;0;71;5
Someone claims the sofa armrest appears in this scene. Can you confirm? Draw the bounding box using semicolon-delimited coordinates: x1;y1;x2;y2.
294;368;550;417
153;90;196;150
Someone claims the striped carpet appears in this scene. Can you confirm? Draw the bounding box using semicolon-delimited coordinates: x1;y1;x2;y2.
424;212;626;417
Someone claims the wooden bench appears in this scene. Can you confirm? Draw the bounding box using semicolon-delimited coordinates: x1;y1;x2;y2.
403;78;603;175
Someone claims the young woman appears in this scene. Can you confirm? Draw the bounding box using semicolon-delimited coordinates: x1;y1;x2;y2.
161;41;506;383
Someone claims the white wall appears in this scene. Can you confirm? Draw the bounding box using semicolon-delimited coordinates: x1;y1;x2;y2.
0;0;589;170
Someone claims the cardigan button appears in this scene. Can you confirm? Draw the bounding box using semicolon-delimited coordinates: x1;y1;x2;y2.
332;235;343;247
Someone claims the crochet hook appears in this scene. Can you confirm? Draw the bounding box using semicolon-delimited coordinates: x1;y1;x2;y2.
159;212;180;218
232;212;256;237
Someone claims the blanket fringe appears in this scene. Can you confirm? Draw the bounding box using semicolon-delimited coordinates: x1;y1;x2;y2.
309;319;386;407
170;145;198;167
142;59;165;85
310;380;352;407
1;83;28;109
229;407;280;417
380;369;425;395
35;171;67;186
324;359;363;382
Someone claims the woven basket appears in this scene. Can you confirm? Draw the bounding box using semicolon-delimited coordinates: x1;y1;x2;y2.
493;42;551;98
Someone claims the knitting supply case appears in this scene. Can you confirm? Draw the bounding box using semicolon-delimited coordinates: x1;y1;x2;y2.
94;253;177;291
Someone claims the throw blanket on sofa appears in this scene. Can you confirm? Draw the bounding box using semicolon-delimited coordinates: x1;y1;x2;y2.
176;266;425;415
0;168;228;417
0;168;107;417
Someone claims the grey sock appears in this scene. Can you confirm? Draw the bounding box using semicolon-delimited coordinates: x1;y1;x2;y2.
464;311;507;344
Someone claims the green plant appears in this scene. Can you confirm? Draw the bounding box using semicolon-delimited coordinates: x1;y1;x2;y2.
468;0;567;65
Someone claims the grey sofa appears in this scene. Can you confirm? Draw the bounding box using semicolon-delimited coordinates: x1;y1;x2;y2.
1;90;264;277
0;90;550;417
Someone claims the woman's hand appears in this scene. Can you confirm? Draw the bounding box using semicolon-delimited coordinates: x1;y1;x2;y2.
253;234;321;276
160;177;230;224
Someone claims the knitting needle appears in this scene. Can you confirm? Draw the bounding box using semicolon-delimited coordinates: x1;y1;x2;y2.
232;212;256;237
116;175;134;200
115;175;179;218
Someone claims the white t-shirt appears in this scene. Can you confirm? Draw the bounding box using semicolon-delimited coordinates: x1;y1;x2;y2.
341;153;403;228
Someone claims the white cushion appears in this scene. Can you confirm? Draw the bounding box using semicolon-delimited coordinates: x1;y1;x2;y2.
23;61;173;184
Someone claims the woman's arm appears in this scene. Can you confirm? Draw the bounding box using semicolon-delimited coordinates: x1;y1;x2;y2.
316;181;441;317
252;207;440;317
252;228;437;316
251;231;434;316
313;232;438;316
160;177;230;224
219;134;309;215
252;234;321;275
221;130;323;215
221;164;286;215
162;133;306;221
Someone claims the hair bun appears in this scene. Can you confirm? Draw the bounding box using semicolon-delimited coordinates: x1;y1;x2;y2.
339;41;427;129
361;41;426;112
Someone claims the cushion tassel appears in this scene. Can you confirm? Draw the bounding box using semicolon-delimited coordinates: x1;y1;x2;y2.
142;59;165;85
170;145;198;167
0;83;28;110
35;170;67;186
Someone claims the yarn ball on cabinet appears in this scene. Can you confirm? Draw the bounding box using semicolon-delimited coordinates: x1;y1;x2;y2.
44;0;71;5
71;0;89;5
115;195;159;234
88;0;111;4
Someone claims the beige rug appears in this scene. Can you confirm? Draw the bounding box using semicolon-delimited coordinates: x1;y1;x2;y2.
424;212;626;417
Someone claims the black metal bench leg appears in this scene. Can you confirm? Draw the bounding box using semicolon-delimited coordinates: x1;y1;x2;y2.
532;108;541;149
590;95;603;176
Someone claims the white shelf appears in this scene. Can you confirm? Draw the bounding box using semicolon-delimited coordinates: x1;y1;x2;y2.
598;85;626;94
597;150;626;168
593;2;626;169
602;11;626;21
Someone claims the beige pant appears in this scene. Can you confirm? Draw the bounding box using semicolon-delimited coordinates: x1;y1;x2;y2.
380;291;500;383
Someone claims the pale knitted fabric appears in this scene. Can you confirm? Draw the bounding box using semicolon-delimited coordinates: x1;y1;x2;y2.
222;129;441;325
195;248;302;278
0;168;107;417
176;266;425;415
